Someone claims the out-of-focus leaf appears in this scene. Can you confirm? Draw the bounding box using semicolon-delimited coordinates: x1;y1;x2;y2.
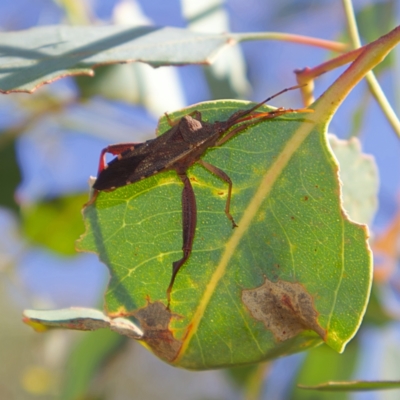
357;1;395;43
0;25;232;93
23;308;110;331
21;193;87;256
348;88;369;138
182;0;249;99
75;62;186;117
227;364;261;388
227;362;269;400
362;285;392;325
61;329;127;400
291;341;358;400
75;100;371;369
0;25;343;94
23;307;143;338
299;380;400;392
329;134;378;226
75;64;132;101
357;1;395;73
0;134;21;213
0;280;43;399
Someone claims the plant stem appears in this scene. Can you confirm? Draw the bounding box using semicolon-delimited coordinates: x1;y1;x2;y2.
314;26;400;123
342;0;400;139
232;32;348;52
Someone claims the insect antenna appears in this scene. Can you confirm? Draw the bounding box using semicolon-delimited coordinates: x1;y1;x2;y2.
226;84;309;128
217;85;313;147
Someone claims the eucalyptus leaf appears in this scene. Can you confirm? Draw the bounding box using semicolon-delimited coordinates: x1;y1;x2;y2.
23;308;143;339
76;100;372;369
298;380;400;392
0;25;232;93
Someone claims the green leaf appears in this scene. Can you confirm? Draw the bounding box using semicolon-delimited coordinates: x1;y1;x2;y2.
298;381;400;392
22;193;88;256
76;99;372;370
0;25;231;93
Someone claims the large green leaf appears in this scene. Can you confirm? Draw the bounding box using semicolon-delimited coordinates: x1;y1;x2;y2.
75;100;371;369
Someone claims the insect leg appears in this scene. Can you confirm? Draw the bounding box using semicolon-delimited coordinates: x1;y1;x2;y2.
197;159;238;228
167;173;197;307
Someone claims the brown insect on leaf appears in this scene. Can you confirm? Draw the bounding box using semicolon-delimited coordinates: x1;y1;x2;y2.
85;85;313;307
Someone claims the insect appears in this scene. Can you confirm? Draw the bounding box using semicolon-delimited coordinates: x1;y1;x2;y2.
86;85;312;307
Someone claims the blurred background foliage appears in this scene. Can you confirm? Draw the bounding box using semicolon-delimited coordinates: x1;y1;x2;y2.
0;0;399;399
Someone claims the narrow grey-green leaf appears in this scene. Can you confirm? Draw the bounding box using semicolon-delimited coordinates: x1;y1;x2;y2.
299;380;400;392
0;25;342;94
23;308;143;339
0;25;230;93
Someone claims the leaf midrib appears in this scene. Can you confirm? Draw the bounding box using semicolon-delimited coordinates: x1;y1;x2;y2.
173;112;318;364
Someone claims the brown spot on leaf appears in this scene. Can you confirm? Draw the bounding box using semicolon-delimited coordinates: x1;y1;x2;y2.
134;300;182;362
304;196;309;201
242;277;325;342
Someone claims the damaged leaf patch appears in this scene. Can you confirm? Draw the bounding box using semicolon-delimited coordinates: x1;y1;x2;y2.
242;277;326;342
134;301;182;362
